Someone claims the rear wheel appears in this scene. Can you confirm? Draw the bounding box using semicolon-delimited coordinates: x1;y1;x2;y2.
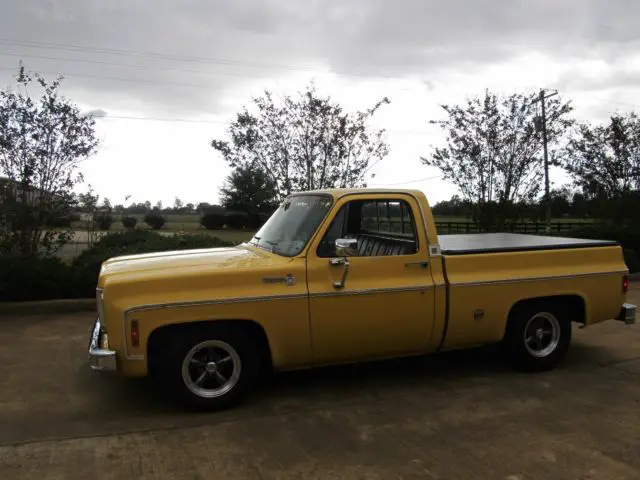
161;326;262;411
504;302;572;372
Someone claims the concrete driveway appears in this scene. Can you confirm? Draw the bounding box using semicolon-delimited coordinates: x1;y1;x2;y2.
1;291;640;479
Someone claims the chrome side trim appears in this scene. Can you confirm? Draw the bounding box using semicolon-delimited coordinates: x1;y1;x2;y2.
448;269;628;287
310;285;434;298
124;285;435;317
124;292;309;316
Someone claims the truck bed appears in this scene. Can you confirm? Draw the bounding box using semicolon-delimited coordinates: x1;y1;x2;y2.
439;233;617;255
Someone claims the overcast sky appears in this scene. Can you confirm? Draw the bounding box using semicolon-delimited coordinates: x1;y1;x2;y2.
1;0;640;207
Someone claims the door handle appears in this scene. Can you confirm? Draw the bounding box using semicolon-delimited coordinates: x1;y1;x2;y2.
329;257;350;289
405;261;429;268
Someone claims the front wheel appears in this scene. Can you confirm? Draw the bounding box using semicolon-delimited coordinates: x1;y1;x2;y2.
164;327;261;411
504;303;572;372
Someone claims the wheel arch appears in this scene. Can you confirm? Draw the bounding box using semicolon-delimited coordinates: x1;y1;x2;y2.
147;319;273;375
505;293;588;333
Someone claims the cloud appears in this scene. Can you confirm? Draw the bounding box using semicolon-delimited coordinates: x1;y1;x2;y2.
2;0;640;205
2;0;639;118
82;108;108;118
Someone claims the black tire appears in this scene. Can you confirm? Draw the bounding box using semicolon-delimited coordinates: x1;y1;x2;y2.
504;301;572;372
161;325;262;411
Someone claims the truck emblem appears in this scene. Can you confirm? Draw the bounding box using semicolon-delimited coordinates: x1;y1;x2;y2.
262;274;296;286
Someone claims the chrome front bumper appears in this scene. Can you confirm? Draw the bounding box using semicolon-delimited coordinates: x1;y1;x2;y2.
89;317;117;371
617;303;637;325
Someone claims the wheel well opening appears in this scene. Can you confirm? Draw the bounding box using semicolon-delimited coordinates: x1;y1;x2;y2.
508;295;586;325
147;320;273;375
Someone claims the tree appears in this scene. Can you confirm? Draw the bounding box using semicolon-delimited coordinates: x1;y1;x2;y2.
211;83;390;201
196;202;212;213
220;165;278;217
422;90;573;228
564;113;640;199
76;186;101;247
173;197;184;211
0;65;99;256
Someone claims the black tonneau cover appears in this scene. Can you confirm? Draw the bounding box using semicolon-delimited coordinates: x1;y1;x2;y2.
439;233;618;256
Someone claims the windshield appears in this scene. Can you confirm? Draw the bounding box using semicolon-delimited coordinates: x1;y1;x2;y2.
250;194;333;257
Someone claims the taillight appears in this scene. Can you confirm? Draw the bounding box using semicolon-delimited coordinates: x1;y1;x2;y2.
623;275;629;294
131;320;139;347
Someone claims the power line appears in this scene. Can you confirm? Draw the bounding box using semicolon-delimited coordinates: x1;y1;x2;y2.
369;174;442;186
0;66;220;89
0;51;268;80
0;38;404;81
96;113;437;136
100;115;229;125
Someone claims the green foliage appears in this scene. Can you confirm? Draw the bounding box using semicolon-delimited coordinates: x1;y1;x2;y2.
248;212;270;230
200;210;225;229
225;212;248;229
1;231;235;301
564;224;640;272
219;165;278;217
0;64;99;257
121;215;137;229
94;213;114;231
564;113;640;198
46;215;72;228
0;255;79;301
212;83;390;202
422;89;573;227
71;230;233;297
144;211;166;229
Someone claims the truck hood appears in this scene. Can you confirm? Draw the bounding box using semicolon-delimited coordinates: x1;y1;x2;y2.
100;244;283;278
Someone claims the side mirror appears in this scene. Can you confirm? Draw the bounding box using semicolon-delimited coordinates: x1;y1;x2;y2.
335;238;358;257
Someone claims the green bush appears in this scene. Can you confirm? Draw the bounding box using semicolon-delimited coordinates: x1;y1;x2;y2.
144;212;166;229
0;256;81;301
121;215;137;229
225;212;248;229
0;231;234;301
201;211;225;229
46;215;72;228
563;224;640;273
94;213;114;231
248;213;269;230
71;230;233;297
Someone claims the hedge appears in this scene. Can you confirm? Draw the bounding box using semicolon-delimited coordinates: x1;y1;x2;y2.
0;231;233;301
561;224;640;273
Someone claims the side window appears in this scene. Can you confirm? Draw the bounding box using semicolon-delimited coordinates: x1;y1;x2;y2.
316;204;348;258
317;198;419;258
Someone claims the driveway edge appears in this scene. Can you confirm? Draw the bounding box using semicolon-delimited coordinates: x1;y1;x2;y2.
0;299;95;317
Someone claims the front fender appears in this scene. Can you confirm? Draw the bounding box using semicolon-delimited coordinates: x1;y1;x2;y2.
122;293;313;374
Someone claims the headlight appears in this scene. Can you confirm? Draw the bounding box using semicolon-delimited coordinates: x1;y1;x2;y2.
96;288;106;332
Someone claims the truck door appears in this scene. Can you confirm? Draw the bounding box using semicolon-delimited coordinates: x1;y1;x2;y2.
306;193;437;365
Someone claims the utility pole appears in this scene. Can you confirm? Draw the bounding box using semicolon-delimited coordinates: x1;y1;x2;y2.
532;89;558;233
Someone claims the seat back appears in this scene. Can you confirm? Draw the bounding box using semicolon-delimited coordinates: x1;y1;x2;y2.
346;232;416;257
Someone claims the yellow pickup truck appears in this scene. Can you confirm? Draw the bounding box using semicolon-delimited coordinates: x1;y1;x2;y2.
89;189;636;410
